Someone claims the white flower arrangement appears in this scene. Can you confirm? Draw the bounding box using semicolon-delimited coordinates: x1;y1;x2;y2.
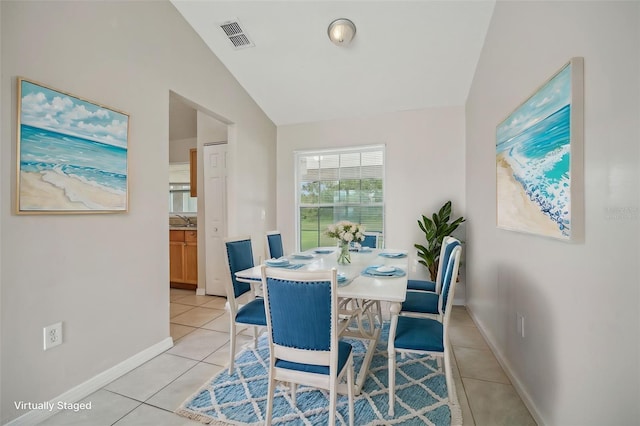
325;221;366;245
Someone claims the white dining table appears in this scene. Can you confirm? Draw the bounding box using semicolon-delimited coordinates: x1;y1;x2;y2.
234;246;409;394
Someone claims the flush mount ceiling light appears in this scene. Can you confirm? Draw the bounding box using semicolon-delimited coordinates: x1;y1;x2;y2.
327;18;356;46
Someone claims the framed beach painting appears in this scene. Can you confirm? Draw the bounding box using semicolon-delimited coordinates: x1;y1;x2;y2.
496;57;584;240
16;78;129;214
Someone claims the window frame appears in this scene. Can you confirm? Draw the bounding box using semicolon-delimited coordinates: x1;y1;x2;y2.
169;162;197;214
294;144;386;252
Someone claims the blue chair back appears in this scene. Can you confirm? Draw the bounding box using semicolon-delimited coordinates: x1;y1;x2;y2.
440;238;460;274
361;232;379;249
439;245;461;314
442;238;459;262
432;237;460;292
225;238;254;298
265;276;332;351
266;232;284;259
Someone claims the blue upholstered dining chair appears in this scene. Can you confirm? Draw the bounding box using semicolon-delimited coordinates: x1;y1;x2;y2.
387;244;462;416
406;235;461;293
224;236;267;374
402;237;461;320
265;230;284;259
261;266;355;426
361;232;380;249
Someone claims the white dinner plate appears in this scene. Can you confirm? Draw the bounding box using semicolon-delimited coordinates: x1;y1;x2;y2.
378;250;408;258
265;257;289;266
291;253;314;259
313;247;335;254
361;265;406;278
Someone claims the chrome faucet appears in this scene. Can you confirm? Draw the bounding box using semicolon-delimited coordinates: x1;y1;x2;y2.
176;215;193;227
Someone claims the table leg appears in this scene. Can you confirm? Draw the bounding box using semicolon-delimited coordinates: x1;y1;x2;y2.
387;302;402;416
339;297;383;395
341;327;380;395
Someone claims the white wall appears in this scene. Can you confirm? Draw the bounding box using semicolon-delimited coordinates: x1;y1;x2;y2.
465;2;639;425
197;112;227;145
0;1;275;423
169;137;197;164
277;108;467;297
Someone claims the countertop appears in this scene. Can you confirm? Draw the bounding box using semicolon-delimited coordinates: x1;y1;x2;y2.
169;226;198;231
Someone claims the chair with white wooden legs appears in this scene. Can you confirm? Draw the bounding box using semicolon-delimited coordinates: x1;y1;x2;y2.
223;236;267;374
261;266;355;426
387;244;462;416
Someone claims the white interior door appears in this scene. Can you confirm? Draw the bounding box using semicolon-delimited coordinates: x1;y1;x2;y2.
204;143;228;296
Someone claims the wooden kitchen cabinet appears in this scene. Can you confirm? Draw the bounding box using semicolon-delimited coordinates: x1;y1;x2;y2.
169;229;198;290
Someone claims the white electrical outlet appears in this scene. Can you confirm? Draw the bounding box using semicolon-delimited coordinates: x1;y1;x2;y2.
43;322;63;350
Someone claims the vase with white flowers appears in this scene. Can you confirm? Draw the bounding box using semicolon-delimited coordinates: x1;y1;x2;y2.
325;221;366;264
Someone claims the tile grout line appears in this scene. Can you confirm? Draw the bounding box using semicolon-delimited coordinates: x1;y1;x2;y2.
452;342;477;426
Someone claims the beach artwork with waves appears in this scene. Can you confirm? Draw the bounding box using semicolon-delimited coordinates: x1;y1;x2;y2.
496;60;580;240
17;79;129;213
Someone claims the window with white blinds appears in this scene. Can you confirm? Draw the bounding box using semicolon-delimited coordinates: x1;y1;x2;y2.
295;145;385;251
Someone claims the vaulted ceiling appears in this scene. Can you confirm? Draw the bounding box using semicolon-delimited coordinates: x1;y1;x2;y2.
171;1;495;126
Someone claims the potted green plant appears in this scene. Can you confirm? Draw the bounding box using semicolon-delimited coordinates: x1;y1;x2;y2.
414;200;465;281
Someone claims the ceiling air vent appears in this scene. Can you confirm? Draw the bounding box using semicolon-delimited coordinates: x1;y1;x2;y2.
220;20;255;49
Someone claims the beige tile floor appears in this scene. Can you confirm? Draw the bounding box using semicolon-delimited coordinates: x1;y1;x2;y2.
40;288;536;425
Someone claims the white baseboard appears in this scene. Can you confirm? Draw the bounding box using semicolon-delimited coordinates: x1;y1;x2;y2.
6;337;174;426
196;287;206;296
465;307;546;426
